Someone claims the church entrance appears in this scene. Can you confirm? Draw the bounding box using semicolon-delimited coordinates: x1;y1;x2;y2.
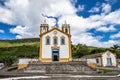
52;48;59;61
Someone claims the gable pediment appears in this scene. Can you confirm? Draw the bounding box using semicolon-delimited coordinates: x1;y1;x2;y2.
40;27;71;37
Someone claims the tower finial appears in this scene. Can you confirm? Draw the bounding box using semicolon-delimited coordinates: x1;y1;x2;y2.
64;20;67;24
43;19;46;24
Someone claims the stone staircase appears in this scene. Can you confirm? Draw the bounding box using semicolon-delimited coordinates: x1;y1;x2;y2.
23;61;97;74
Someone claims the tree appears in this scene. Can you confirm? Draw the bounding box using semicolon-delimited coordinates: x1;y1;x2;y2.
0;56;17;66
72;44;89;58
111;44;119;51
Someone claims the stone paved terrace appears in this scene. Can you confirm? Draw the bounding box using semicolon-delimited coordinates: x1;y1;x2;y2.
24;61;97;74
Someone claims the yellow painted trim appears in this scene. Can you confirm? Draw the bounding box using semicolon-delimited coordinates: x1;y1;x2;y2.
46;35;50;38
68;35;72;61
60;58;69;61
42;58;51;60
88;63;97;68
41;58;52;62
39;35;42;60
18;64;28;70
100;56;103;67
51;45;59;48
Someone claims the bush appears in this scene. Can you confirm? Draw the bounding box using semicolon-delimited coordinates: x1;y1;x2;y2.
0;56;17;66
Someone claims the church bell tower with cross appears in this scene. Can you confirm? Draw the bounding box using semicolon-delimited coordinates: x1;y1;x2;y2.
40;20;49;34
62;21;70;34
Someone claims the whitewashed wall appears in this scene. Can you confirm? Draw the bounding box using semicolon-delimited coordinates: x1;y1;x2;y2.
18;58;38;64
86;58;96;64
42;29;69;59
102;52;116;67
96;57;101;66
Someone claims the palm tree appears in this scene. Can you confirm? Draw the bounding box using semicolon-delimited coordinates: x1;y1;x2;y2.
111;44;119;51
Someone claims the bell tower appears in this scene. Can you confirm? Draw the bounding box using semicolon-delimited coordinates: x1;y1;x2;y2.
62;21;70;34
40;20;49;34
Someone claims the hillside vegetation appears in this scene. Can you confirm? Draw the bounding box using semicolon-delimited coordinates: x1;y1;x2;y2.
0;38;120;66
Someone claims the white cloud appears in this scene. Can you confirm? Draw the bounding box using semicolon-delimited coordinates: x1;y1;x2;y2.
2;0;76;38
58;9;120;48
72;32;118;48
103;9;120;24
105;0;117;5
10;25;34;39
0;0;120;48
110;32;120;39
0;7;14;24
70;0;77;6
77;5;85;11
0;29;4;33
89;7;100;13
96;25;116;32
102;3;111;14
89;3;111;14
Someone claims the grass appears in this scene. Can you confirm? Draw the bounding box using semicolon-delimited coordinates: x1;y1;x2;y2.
0;42;39;48
100;69;114;74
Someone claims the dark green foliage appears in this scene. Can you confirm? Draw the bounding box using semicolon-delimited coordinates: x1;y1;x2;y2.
111;44;120;50
72;44;120;59
0;55;17;66
0;46;39;66
0;40;39;66
0;45;39;58
90;48;106;54
72;44;90;58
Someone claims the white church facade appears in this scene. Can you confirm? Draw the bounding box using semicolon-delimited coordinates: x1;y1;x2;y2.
39;22;72;62
18;22;72;69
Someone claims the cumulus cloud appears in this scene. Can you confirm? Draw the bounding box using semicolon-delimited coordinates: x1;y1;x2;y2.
96;25;116;32
102;3;111;14
77;5;85;11
1;0;76;38
89;7;100;13
0;29;4;33
58;8;120;47
88;3;111;14
71;32;118;47
110;32;120;39
0;0;120;48
0;7;14;24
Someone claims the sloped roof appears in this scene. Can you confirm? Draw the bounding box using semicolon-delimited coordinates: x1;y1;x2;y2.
81;50;114;59
81;53;102;59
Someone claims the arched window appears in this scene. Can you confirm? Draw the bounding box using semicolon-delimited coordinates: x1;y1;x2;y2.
61;36;65;45
65;28;68;33
46;36;50;45
53;36;58;45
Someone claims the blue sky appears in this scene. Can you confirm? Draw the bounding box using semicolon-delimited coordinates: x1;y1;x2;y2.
0;0;120;47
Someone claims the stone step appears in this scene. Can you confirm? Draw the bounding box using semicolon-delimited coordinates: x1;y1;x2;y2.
24;61;97;74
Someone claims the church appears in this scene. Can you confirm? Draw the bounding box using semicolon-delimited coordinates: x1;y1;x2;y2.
39;21;72;62
18;21;72;69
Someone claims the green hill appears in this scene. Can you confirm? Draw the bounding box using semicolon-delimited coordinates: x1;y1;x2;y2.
0;38;39;47
0;38;120;66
